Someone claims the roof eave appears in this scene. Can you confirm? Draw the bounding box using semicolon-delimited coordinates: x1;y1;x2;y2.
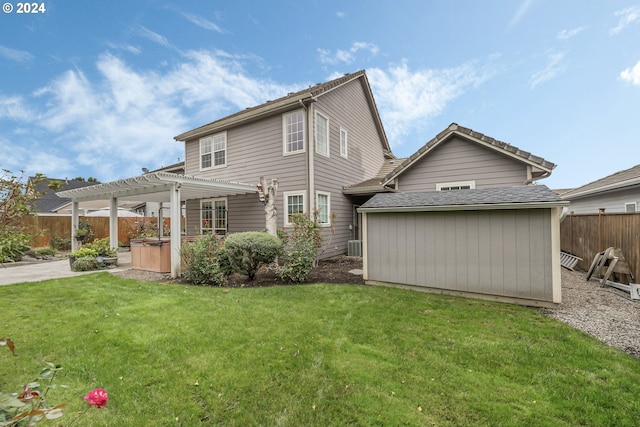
562;178;640;200
359;200;570;213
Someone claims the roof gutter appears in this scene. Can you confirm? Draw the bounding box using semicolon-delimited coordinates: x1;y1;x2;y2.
358;200;570;213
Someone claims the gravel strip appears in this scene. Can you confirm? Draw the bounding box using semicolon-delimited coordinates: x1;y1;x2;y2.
539;269;640;359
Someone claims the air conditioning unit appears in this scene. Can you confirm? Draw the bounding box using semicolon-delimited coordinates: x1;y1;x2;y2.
347;240;362;257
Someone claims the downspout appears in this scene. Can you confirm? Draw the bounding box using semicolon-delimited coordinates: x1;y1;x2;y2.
300;99;315;217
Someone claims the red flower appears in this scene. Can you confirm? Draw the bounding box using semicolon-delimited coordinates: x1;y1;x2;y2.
84;388;108;408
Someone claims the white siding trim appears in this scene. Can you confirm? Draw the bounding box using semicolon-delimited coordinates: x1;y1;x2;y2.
436;180;476;191
550;207;562;304
362;212;368;280
315;110;330;157
315;190;331;227
282;109;306;156
283;190;307;227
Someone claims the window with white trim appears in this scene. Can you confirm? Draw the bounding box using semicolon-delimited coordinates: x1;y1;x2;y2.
283;110;305;154
201;198;227;235
340;127;348;158
316;191;331;225
283;191;305;226
625;202;637;213
315;112;329;157
200;132;226;170
436;181;476;191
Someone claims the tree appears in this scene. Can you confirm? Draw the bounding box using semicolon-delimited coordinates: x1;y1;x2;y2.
0;169;45;262
259;177;278;236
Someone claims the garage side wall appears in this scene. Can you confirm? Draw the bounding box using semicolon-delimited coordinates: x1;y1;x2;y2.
365;209;554;303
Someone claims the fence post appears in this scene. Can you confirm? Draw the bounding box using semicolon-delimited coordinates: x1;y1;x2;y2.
598;208;605;251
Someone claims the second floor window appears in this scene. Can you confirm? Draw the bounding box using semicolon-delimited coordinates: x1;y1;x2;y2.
200;132;226;169
283;110;304;154
340;127;348;158
315;112;329;157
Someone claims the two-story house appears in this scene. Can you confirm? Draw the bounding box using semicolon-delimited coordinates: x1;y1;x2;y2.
173;70;393;258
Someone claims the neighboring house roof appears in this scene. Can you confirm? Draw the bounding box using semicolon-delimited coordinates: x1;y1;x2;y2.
173;70;392;157
560;164;640;199
343;157;407;195
148;161;185;175
381;123;556;187
359;185;568;212
30;177;100;213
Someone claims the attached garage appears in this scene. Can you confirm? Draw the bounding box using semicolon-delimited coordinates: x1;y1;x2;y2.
359;186;569;307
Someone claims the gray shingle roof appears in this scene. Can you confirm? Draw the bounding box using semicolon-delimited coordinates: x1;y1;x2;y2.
31;178;100;212
561;164;640;199
359;185;566;210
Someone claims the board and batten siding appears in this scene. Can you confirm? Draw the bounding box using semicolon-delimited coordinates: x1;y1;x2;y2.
398;136;528;191
364;209;560;306
311;79;386;255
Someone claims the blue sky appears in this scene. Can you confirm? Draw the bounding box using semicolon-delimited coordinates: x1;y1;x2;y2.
1;0;639;189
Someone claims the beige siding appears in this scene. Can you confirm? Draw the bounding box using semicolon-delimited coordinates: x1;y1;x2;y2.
311;80;386;257
398;136;528;191
365;209;555;304
565;187;640;214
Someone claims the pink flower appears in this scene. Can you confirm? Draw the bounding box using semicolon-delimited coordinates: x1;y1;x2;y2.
84;388;108;408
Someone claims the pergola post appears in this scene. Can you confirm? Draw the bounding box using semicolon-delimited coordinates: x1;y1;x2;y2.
71;201;80;252
169;183;182;278
109;196;118;251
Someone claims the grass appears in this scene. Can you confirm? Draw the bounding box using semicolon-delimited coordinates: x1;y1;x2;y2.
1;273;639;426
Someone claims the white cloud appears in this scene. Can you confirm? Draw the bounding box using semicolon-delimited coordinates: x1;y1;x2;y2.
105;42;141;55
507;0;534;31
8;50;294;180
318;42;379;65
621;60;640;85
367;61;494;144
557;27;584;40
336;11;346;19
610;6;640;35
137;26;172;48
0;45;34;62
181;12;225;33
529;51;566;88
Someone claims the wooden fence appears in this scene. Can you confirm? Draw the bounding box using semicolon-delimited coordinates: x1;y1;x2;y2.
560;212;640;279
19;216;172;248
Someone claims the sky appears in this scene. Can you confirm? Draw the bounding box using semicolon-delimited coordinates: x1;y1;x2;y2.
1;0;639;190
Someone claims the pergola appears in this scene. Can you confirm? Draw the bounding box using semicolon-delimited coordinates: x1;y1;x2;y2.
56;172;257;277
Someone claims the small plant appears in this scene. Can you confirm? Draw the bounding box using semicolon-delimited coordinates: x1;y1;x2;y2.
31;247;57;259
88;237;118;257
224;232;282;280
278;213;322;283
0;232;31;263
68;247;99;259
1;339;108;426
71;256;98;272
50;235;71;251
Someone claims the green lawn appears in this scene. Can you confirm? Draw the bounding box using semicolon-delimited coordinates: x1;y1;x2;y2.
1;273;638;426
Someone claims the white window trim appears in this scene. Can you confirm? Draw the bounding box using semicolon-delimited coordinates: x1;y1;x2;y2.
315;111;330;157
283;190;306;227
339;127;348;158
200;197;227;234
315;191;331;227
436;180;476;191
282;110;306;156
625;202;637;213
199;132;227;171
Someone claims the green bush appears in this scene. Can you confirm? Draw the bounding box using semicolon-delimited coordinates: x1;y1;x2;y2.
88;237;118;257
278;214;322;283
50;235;71;251
32;246;57;258
71;256;98;272
180;235;228;286
68;246;100;259
224;232;282;280
0;231;31;263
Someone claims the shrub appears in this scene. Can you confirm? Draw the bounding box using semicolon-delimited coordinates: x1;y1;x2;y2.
180;235;228;286
50;235;71;251
68;246;100;259
71;256;98;271
278;214;322;283
0;231;31;263
32;246;57;258
89;237;118;257
224;232;282;280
